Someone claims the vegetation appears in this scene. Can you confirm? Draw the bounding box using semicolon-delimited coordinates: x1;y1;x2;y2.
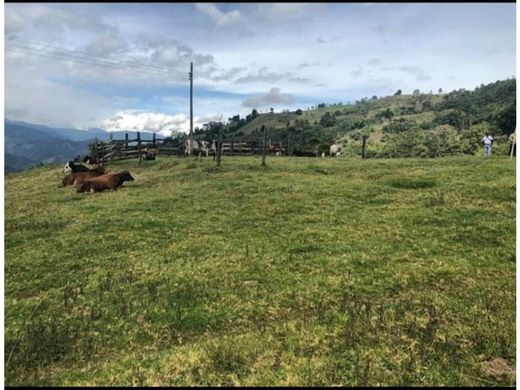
5;155;515;386
188;78;515;158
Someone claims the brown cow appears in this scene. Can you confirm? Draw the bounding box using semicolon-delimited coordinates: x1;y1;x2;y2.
62;166;106;186
76;171;134;193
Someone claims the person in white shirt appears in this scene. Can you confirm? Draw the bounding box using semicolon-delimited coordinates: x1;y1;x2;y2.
482;134;494;156
509;131;516;157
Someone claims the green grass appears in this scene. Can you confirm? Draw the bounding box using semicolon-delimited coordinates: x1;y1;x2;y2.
4;155;516;386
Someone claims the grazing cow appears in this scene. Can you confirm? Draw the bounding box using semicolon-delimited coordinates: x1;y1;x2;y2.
330;143;343;157
267;144;278;156
184;139;216;157
63;161;90;174
62;166;106;186
77;171;134;193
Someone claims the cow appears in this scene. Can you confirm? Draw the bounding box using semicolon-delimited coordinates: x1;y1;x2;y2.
63;161;90;174
267;144;278;156
330;143;343;157
62;166;106;187
82;155;99;164
76;171;134;193
184;139;216;157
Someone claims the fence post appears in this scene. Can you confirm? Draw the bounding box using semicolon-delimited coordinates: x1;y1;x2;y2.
279;140;283;156
231;138;234;156
261;125;267;166
287;132;291;156
125;133;128;148
217;127;222;166
137;131;142;163
361;135;368;159
153;132;156;147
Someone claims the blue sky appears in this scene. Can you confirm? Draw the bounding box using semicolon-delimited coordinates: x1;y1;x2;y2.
5;3;516;135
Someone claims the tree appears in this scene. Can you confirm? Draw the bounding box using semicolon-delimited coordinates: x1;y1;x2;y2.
438;88;443;94
413;89;421;96
270;107;274;114
295;109;303;115
394;89;402;96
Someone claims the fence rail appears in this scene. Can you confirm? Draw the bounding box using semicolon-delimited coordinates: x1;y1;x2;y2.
93;132;298;163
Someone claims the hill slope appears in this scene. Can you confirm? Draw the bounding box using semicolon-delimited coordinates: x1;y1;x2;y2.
4;155;515;386
194;79;516;157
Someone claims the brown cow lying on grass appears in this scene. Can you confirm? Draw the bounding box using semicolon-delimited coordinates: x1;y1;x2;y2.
76;171;134;193
62;166;106;186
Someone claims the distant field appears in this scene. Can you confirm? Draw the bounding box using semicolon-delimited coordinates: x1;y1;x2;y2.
4;155;516;386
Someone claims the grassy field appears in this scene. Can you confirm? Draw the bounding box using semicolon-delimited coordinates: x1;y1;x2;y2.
4;155;516;386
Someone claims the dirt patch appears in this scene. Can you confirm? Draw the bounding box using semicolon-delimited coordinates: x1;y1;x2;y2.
480;357;515;381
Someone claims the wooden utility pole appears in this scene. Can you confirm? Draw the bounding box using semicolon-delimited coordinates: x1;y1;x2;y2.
261;125;267;166
137;131;142;163
188;61;193;156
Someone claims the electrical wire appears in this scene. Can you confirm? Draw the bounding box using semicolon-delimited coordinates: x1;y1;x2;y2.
6;36;189;77
6;38;189;79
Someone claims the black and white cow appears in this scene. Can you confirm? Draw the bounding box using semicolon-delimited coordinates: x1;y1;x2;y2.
63;161;90;174
330;143;343;157
184;139;217;157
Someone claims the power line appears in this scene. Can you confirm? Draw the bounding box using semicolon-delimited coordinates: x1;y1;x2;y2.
5;36;188;77
6;38;188;78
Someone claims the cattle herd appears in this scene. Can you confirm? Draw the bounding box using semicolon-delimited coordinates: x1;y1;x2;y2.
60;141;344;192
62;161;134;193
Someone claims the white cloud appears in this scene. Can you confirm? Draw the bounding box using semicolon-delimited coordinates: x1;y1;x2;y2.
257;3;325;21
100;111;223;136
195;3;241;27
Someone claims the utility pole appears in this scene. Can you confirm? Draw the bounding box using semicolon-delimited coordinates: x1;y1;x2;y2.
188;61;193;156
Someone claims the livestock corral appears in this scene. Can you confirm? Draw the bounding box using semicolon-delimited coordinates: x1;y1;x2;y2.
4;155;516;386
91;132;326;164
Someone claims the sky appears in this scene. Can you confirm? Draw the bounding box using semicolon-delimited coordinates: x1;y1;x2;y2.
4;2;516;136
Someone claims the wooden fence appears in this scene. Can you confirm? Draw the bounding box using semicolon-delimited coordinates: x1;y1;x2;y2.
94;133;292;163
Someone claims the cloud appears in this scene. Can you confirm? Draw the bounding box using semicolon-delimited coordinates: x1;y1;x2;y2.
297;62;320;70
381;65;431;81
315;35;344;44
367;58;382;66
351;67;363;77
209;67;247;82
257;3;326;21
195;3;241;27
241;87;293;108
100;111;222;136
235;67;310;84
84;27;129;57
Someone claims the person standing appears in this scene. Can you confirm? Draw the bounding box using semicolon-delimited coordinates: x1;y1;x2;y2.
482;133;494;157
509;131;516;157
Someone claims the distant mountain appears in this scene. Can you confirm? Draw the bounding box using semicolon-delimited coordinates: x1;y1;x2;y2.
4;119;161;173
5;119;109;142
5;121;96;172
5;153;36;173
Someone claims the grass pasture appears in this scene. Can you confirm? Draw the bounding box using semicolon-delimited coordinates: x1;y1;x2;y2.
4;155;516;386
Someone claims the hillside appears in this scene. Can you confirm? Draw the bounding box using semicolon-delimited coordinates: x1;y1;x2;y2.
4;155;515;386
4;120;150;172
194;78;516;157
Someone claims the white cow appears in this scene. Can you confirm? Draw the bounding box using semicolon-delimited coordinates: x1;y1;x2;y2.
330;143;343;157
184;139;216;157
